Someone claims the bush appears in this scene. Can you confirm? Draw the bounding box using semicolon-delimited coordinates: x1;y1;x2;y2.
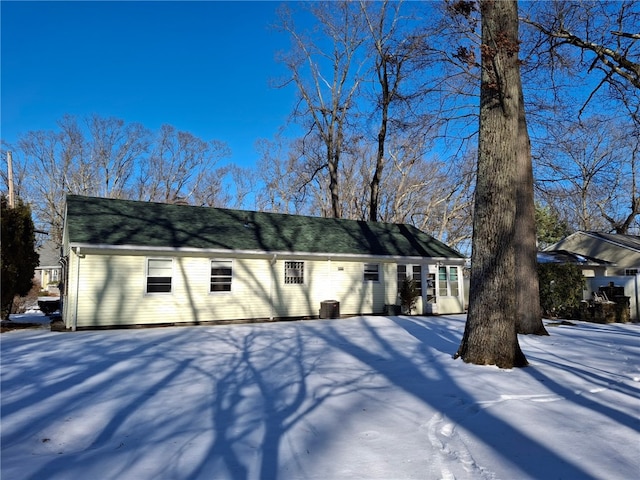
399;277;419;314
1;196;40;319
538;264;585;319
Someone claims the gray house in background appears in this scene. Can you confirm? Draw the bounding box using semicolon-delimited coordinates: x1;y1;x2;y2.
545;231;640;321
545;231;640;277
35;240;62;295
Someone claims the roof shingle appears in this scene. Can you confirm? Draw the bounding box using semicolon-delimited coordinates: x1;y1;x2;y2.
65;195;463;259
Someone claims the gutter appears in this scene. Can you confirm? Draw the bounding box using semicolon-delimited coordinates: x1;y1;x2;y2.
269;254;277;320
66;242;465;264
72;247;83;332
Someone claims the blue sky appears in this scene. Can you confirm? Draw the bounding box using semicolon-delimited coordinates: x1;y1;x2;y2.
1;1;295;167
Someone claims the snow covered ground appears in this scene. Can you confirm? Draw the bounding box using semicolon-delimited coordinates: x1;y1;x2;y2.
1;313;638;480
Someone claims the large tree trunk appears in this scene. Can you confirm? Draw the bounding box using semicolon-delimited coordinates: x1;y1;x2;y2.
369;60;389;222
515;87;548;335
328;148;342;218
455;0;527;368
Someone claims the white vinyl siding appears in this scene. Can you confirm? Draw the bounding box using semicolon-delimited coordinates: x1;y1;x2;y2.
68;251;443;328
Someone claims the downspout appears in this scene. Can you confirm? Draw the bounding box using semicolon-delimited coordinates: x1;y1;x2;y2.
73;247;81;331
635;274;640;323
327;257;332;299
269;254;277;320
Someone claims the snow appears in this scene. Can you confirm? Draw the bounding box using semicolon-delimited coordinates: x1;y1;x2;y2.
2;313;639;480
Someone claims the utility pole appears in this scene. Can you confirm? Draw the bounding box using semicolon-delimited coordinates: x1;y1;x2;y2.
7;151;16;208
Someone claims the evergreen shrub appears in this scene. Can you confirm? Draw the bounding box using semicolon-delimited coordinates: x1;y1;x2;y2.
537;263;585;319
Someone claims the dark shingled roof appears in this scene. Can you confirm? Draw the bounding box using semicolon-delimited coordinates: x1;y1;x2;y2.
65;195;464;259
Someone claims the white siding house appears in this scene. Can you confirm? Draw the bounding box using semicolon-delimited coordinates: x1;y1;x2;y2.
61;195;466;330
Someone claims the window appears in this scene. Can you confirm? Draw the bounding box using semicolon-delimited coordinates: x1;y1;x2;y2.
439;265;460;297
426;273;436;303
412;265;423;296
364;263;380;282
625;268;638;276
397;265;406;291
285;261;304;284
210;260;232;292
146;258;172;293
398;264;423;296
49;269;60;283
438;266;448;296
449;266;459;297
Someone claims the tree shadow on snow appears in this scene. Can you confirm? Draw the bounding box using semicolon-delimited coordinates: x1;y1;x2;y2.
312;315;601;480
4;316;635;479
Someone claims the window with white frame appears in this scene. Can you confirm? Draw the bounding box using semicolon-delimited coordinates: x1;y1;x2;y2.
449;266;459;297
625;268;638;276
210;260;233;292
284;261;304;284
146;258;173;293
425;273;436;303
397;264;423;296
364;263;380;282
49;268;60;283
397;265;407;290
412;265;423;296
438;265;460;297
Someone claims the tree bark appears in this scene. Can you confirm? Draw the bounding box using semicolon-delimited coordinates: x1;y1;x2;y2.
515;87;548;335
369;75;388;222
455;0;527;368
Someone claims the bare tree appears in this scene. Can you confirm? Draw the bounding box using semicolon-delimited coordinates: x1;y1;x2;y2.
359;0;431;221
515;82;547;335
443;0;546;334
455;0;528;368
535;115;632;232
86;115;150;199
276;1;367;218
13;116;86;245
135;124;230;204
254;137;310;214
7;115;230;243
522;1;639;98
599;135;639;234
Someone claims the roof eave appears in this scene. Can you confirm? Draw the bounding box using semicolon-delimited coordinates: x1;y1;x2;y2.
67;242;466;263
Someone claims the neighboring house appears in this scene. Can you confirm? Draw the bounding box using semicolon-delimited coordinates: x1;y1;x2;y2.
34;239;62;295
544;231;640;277
61;195;466;330
544;231;640;322
536;250;614;277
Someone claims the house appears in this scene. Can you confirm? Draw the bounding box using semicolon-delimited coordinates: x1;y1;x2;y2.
536;250;614;277
544;231;640;277
34;239;62;295
60;195;466;330
544;231;640;322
